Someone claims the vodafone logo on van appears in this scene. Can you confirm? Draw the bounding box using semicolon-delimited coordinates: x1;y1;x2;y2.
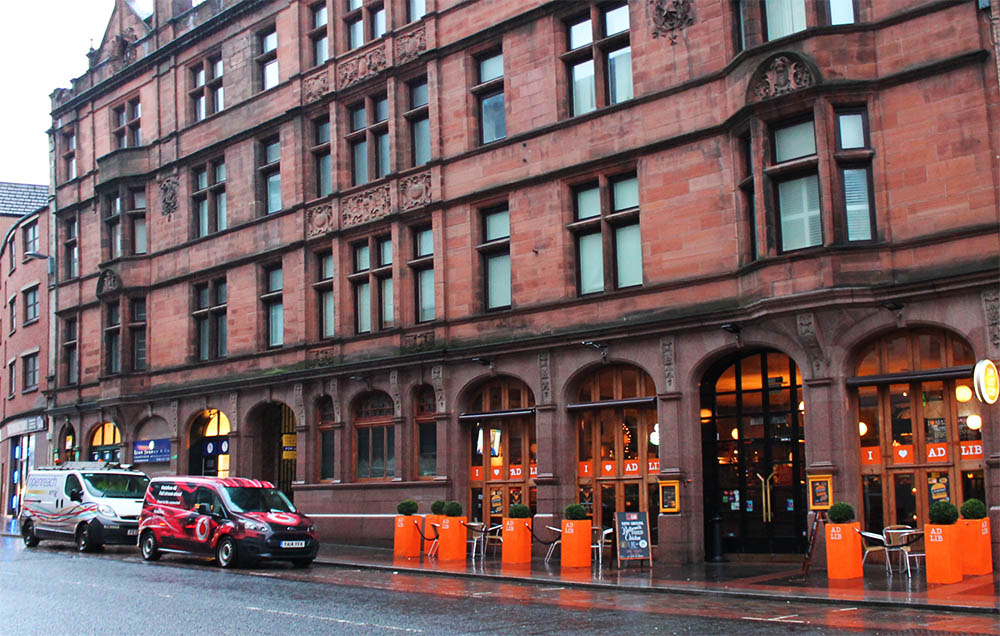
266;512;297;525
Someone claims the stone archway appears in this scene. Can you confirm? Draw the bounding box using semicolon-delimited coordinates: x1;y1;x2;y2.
246;401;297;497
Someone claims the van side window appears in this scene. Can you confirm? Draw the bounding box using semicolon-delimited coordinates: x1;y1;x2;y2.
194;487;223;515
65;474;82;496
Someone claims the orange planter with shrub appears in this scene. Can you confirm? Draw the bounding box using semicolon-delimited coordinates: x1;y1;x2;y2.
824;502;863;579
501;505;533;564
393;500;422;558
960;499;992;576
561;518;592;568
437;501;467;561
424;500;447;555
926;500;962;584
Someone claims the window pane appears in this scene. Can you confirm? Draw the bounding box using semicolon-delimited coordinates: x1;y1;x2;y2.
418;268;435;322
480;92;506;143
412;117;430;166
578;232;604;294
843;168;872;241
479;53;503;83
352;140;368;185
410;81;428;108
357;428;370;478
774;121;816;162
380;277;394;327
375;98;388;122
604;5;630;36
829;0;855;25
607;47;633;104
838;113;865;149
778;175;822;251
612;176;639;211
266;172;282;213
418;421;436;476
216;314;227;357
409;0;426;21
263;59;279;89
268;267;283;292
374;8;386;38
355;244;370;271
765;0;807;40
350;106;367;131
320;430;335;480
269;302;283;346
133;217;147;254
416;229;433;257
317;153;332;196
487;253;511;309
575;186;601;219
216;192;227;230
314;36;328;65
569;18;592;49
349;19;363;49
265;141;280;164
356;282;371;333
262;31;277;52
376;132;390;177
572;60;596;116
379;238;392;266
484;209;510;241
321;289;335;338
320;253;335;279
615;223;642;288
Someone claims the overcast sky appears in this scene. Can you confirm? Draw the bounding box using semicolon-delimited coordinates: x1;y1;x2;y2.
1;0;117;185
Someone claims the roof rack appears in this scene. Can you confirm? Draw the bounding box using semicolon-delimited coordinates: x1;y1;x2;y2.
37;461;138;471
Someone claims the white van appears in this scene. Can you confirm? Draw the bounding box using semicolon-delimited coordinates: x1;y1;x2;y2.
20;462;150;552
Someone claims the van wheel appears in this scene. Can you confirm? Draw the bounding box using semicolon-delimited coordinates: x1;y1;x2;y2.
291;558;313;569
215;537;238;568
21;521;39;547
140;531;161;561
76;524;98;552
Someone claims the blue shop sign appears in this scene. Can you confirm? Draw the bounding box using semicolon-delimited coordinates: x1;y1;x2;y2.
133;438;171;463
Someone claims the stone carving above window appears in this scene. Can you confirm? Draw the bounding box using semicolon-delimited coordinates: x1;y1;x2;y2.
338;45;387;90
307;203;335;238
648;0;695;44
342;184;391;228
747;53;817;103
159;176;178;216
396;26;426;64
303;70;329;104
96;269;122;298
399;171;432;211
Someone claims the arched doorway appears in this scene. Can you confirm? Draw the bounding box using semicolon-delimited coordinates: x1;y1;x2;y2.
570;364;659;542
189;409;231;477
53;424;79;464
89;422;122;462
850;328;982;531
250;402;296;497
461;377;536;526
701;350;806;555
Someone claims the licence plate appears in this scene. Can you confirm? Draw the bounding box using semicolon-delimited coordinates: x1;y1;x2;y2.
127;529;138;536
280;540;306;549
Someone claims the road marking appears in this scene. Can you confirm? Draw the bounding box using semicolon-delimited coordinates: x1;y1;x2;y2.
834;607;858;612
741;615;805;624
246;606;423;632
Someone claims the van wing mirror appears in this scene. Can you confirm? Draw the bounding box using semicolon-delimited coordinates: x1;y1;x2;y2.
196;503;212;516
69;489;83;502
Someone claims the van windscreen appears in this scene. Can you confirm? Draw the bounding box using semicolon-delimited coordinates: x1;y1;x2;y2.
82;473;150;498
221;487;296;514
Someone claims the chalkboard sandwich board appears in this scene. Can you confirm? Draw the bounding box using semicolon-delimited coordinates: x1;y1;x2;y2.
614;511;652;567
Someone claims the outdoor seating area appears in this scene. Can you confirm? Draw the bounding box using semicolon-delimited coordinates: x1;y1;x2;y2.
856;526;924;576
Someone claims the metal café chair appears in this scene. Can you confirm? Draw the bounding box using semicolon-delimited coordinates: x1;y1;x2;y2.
485;524;503;556
855;528;886;565
591;526;614;570
544;525;562;564
882;525;915;575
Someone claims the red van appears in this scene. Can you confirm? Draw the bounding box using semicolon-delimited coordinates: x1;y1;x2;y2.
138;476;317;568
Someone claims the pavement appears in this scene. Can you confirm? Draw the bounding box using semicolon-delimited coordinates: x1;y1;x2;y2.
313;542;1000;615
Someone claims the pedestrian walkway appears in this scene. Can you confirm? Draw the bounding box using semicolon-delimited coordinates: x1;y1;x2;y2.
314;542;1000;615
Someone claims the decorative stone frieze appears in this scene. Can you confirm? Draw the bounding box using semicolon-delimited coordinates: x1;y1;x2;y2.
748;53;816;102
96;269;122;297
307;203;335;237
648;0;695;44
303;70;329;103
660;336;675;392
159;176;178;215
399;171;432;211
338;45;387;90
342;184;391;228
396;26;426;64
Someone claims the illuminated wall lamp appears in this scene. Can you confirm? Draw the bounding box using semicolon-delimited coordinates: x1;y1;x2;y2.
956;385;973;403
858;421;868;437
966;414;983;431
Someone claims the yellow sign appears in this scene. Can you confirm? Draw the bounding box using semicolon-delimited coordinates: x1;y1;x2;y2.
974;359;999;405
281;434;297;460
659;480;680;513
807;475;833;511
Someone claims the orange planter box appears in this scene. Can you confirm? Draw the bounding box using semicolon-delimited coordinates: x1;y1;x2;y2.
960;518;992;576
825;522;863;579
926;524;963;584
437;516;468;561
424;514;445;554
502;518;532;564
393;515;423;558
561;519;592;568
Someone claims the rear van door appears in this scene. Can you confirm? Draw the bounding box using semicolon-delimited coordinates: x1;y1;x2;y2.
24;473;64;535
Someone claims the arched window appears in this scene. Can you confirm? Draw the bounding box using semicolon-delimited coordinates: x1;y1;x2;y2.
851;329;982;532
190;409;231;477
354;392;395;480
54;424;79;464
415;386;436;478
90;422;122;462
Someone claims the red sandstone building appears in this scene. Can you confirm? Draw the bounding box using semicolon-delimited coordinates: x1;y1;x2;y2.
46;0;999;563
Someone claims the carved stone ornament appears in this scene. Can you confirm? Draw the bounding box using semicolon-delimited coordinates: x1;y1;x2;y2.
293;383;306;431
660;336;675;392
538;352;551;403
342;184;391;228
389;370;401;416
983;288;1000;351
648;0;695;44
169;400;179;437
748;54;816;103
431;365;446;413
396;26;427;64
95;269;122;298
399;171;432;211
329;378;342;422
338;46;387;90
796;312;826;377
303;71;329;104
53;88;74;106
307;203;335;238
402;331;435;352
159;176;179;216
229;392;239;432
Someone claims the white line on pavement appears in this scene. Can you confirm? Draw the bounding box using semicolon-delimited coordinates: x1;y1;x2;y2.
246;606;423;632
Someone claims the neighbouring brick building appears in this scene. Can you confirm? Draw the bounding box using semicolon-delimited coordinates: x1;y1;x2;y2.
45;0;1000;563
0;183;51;529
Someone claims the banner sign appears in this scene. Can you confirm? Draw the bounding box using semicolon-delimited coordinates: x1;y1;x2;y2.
133;438;171;463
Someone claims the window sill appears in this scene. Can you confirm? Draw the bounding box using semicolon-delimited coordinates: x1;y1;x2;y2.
764;155;818;179
23;318;39;327
21;386;39;395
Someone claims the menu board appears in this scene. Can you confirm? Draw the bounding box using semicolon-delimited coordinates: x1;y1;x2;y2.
614;511;652;567
659;480;679;513
807;475;832;511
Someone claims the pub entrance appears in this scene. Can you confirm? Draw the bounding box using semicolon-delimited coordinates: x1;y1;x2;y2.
701;351;807;556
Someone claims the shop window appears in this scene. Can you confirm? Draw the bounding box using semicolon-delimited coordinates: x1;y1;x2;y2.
190;409;231;477
318;396;336;481
90;422;122;462
415;385;437;477
354;392;395;480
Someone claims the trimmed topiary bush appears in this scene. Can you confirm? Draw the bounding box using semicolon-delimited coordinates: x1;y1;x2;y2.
443;501;463;517
827;502;855;524
564;503;588;520
508;504;531;518
430;500;446;515
397;499;419;516
961;498;987;520
929;500;959;525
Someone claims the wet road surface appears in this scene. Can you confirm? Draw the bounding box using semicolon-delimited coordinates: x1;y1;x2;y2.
1;537;997;635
